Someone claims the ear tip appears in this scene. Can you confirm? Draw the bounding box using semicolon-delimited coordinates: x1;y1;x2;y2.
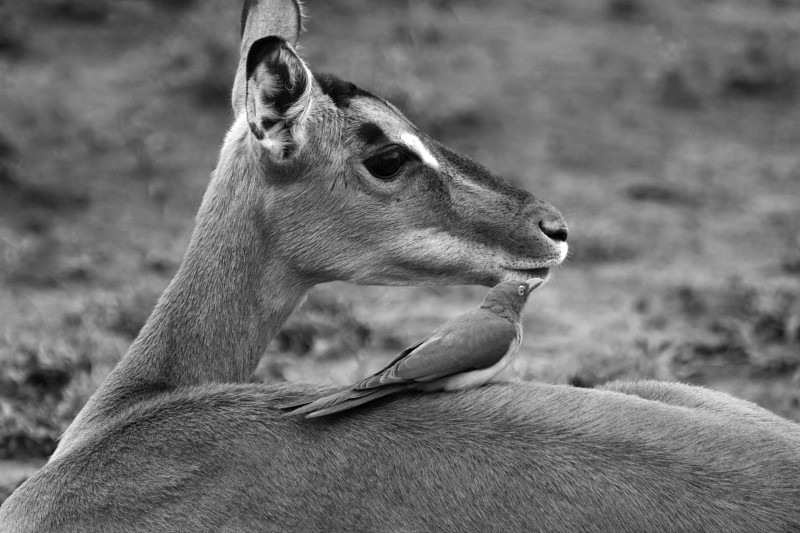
240;0;303;44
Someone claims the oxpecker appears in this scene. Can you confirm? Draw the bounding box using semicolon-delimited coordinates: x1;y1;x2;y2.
285;278;544;418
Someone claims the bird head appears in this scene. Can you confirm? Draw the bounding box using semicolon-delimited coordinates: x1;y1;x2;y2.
480;277;545;316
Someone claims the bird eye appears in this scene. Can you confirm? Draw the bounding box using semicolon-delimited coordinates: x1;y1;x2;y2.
517;285;526;296
363;145;409;180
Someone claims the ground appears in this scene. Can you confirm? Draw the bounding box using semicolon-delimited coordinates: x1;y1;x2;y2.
1;0;799;497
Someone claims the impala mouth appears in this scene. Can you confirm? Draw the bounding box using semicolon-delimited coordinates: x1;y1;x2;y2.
500;241;568;282
502;267;550;282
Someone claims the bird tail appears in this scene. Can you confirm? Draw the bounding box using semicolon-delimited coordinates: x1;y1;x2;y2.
283;385;406;418
278;385;353;411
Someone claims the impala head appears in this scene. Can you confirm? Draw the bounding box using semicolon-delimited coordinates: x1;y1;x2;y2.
219;0;568;288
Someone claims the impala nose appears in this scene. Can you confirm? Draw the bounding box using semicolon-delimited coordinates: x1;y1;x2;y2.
539;216;568;242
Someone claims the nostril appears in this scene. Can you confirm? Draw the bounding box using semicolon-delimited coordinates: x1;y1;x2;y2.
539;219;568;242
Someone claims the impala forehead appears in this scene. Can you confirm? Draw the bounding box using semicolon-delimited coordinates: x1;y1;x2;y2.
351;119;442;171
313;73;441;169
344;93;441;169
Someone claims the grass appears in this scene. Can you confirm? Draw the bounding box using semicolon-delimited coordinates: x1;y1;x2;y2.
1;0;800;498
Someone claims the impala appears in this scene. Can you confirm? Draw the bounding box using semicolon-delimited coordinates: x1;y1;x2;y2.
1;1;798;531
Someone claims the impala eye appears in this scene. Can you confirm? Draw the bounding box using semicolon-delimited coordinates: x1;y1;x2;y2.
364;145;410;180
517;285;526;296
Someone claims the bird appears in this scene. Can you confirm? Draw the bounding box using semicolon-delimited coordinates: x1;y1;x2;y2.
283;277;544;418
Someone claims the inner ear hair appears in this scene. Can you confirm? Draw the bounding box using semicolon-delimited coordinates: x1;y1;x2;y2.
245;36;313;159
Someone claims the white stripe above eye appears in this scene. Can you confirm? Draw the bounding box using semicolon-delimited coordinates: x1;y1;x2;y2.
400;132;439;169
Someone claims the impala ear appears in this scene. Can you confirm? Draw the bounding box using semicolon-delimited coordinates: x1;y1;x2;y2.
245;36;312;160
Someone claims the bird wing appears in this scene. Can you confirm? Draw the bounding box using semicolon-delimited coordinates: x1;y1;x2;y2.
302;386;407;418
356;310;518;389
281;342;430;417
378;338;428;370
278;384;354;411
284;384;409;418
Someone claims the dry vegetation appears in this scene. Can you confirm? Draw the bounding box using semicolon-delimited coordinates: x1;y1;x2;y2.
1;0;799;496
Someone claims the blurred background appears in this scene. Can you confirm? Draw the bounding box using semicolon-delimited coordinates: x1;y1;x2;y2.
1;0;799;498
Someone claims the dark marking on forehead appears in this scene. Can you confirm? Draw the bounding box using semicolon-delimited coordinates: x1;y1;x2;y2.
314;72;373;108
356;123;387;145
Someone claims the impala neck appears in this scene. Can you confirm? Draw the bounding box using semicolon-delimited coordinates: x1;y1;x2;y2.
52;122;304;460
118;225;302;388
125;133;303;388
105;123;309;401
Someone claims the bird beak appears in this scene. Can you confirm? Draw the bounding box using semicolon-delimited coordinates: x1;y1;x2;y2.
525;277;545;294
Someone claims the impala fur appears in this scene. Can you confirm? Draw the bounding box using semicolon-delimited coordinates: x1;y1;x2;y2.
1;1;798;532
4;382;800;532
